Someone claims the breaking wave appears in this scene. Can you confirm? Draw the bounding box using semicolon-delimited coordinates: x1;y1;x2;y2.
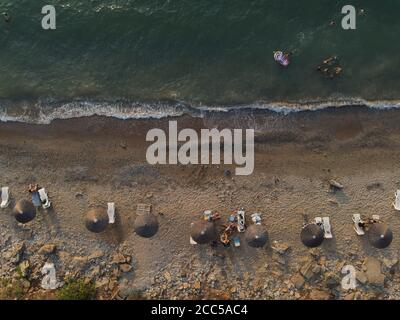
1;98;400;124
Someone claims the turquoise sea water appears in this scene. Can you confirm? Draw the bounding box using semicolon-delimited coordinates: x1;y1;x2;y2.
0;1;400;122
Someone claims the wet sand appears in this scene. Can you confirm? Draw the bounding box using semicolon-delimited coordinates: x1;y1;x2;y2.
1;106;400;299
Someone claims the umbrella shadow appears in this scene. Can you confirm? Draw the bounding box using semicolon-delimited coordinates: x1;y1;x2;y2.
102;210;126;244
331;189;349;204
38;206;61;235
321;234;339;257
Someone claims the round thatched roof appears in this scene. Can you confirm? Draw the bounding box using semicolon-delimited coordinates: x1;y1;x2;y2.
85;207;109;233
134;213;159;238
13;199;36;223
368;223;393;249
300;224;324;248
190;220;216;244
245;224;268;248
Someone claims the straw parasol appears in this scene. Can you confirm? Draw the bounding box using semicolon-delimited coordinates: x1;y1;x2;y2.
367;223;393;249
134;213;159;238
300;224;324;248
190;220;216;244
85;207;109;233
13;199;36;223
245;224;268;248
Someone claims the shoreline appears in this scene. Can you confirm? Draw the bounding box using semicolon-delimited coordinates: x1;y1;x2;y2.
1;97;400;124
2;107;400;299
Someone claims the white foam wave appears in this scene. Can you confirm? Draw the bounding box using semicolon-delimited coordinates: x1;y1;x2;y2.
1;98;400;124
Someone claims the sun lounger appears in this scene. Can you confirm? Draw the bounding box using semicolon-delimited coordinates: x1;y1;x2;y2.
251;213;262;225
38;188;51;209
322;217;333;239
190;237;197;245
107;202;115;224
32;191;42;207
315;217;323;226
352;214;365;236
1;187;10;208
315;217;332;239
236;210;245;232
394;190;400;211
233;236;241;247
372;214;380;221
136;203;151;216
203;210;212;221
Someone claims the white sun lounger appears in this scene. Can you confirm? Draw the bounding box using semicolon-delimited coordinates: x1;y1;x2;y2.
136;203;151;216
236;210;245;232
251;213;262;225
322;217;333;239
352;214;365;236
203;210;212;221
394;190;400;211
315;217;332;239
315;217;323;225
372;214;380;221
190;236;197;245
1;187;10;208
38;188;51;209
107;202;115;224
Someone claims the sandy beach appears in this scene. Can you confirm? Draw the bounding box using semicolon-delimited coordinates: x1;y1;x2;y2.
1;106;400;300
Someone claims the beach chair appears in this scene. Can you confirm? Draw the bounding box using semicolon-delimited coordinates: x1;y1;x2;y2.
136;203;151;216
233;236;241;247
31;191;41;207
352;214;365;236
38;188;51;209
107;202;115;224
372;214;380;221
251;213;262;225
1;187;10;208
315;217;323;226
315;217;332;239
236;210;245;232
394;190;400;211
322;217;333;239
203;210;212;221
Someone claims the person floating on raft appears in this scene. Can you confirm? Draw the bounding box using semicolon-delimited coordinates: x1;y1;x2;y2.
273;51;290;67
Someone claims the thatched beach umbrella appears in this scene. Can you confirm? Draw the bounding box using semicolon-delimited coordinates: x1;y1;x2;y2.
85;207;109;233
300;224;324;248
190;220;216;244
245;224;268;248
368;223;393;249
13;199;36;223
134;213;159;238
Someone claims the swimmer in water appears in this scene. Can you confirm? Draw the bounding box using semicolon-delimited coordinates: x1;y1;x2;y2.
323;56;338;65
3;12;11;23
334;67;342;75
329;20;336;27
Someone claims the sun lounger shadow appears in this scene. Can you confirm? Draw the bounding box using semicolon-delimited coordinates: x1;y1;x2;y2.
39;206;61;235
320;234;338;255
331;190;349;204
100;209;125;244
